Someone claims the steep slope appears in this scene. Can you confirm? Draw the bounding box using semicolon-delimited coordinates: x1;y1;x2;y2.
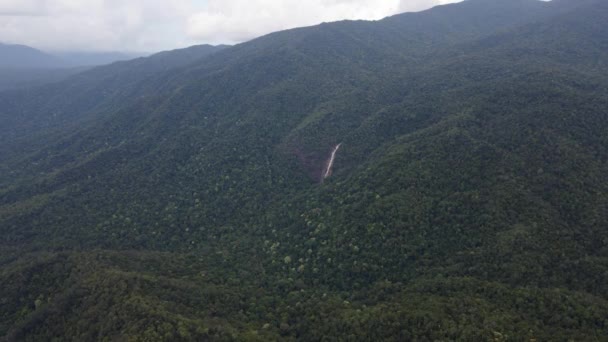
1;0;608;340
0;0;560;155
0;0;560;192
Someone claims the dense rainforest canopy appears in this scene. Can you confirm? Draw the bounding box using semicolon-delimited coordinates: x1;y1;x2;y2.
1;0;607;340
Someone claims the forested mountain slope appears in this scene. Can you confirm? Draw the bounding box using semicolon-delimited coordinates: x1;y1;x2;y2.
1;0;607;340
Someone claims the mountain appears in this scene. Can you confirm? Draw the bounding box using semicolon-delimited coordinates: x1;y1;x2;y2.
0;43;65;69
54;51;142;67
1;0;607;340
0;42;145;69
0;44;147;92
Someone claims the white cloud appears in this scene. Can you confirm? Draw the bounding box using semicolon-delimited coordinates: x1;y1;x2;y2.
0;0;194;52
0;0;461;52
0;0;47;16
187;0;461;44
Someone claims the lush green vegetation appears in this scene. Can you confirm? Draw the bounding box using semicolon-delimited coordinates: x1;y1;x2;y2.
1;0;607;340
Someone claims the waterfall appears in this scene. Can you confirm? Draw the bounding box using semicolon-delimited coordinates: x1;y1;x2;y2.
322;143;342;180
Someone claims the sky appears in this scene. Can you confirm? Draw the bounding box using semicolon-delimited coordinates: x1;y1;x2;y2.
0;0;462;53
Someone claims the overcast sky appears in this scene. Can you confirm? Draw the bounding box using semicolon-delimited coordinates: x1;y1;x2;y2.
0;0;462;53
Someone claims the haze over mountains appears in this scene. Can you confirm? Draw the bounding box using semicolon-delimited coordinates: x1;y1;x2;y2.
0;42;140;69
0;43;66;69
0;42;144;91
1;0;607;340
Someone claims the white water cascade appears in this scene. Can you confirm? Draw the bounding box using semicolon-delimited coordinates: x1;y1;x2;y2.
322;143;342;181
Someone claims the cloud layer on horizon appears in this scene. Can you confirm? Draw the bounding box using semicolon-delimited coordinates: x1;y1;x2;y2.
0;0;461;53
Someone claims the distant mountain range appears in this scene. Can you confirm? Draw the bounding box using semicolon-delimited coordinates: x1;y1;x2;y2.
54;51;140;67
0;43;65;69
1;0;607;340
0;42;148;91
0;43;225;91
0;42;141;69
